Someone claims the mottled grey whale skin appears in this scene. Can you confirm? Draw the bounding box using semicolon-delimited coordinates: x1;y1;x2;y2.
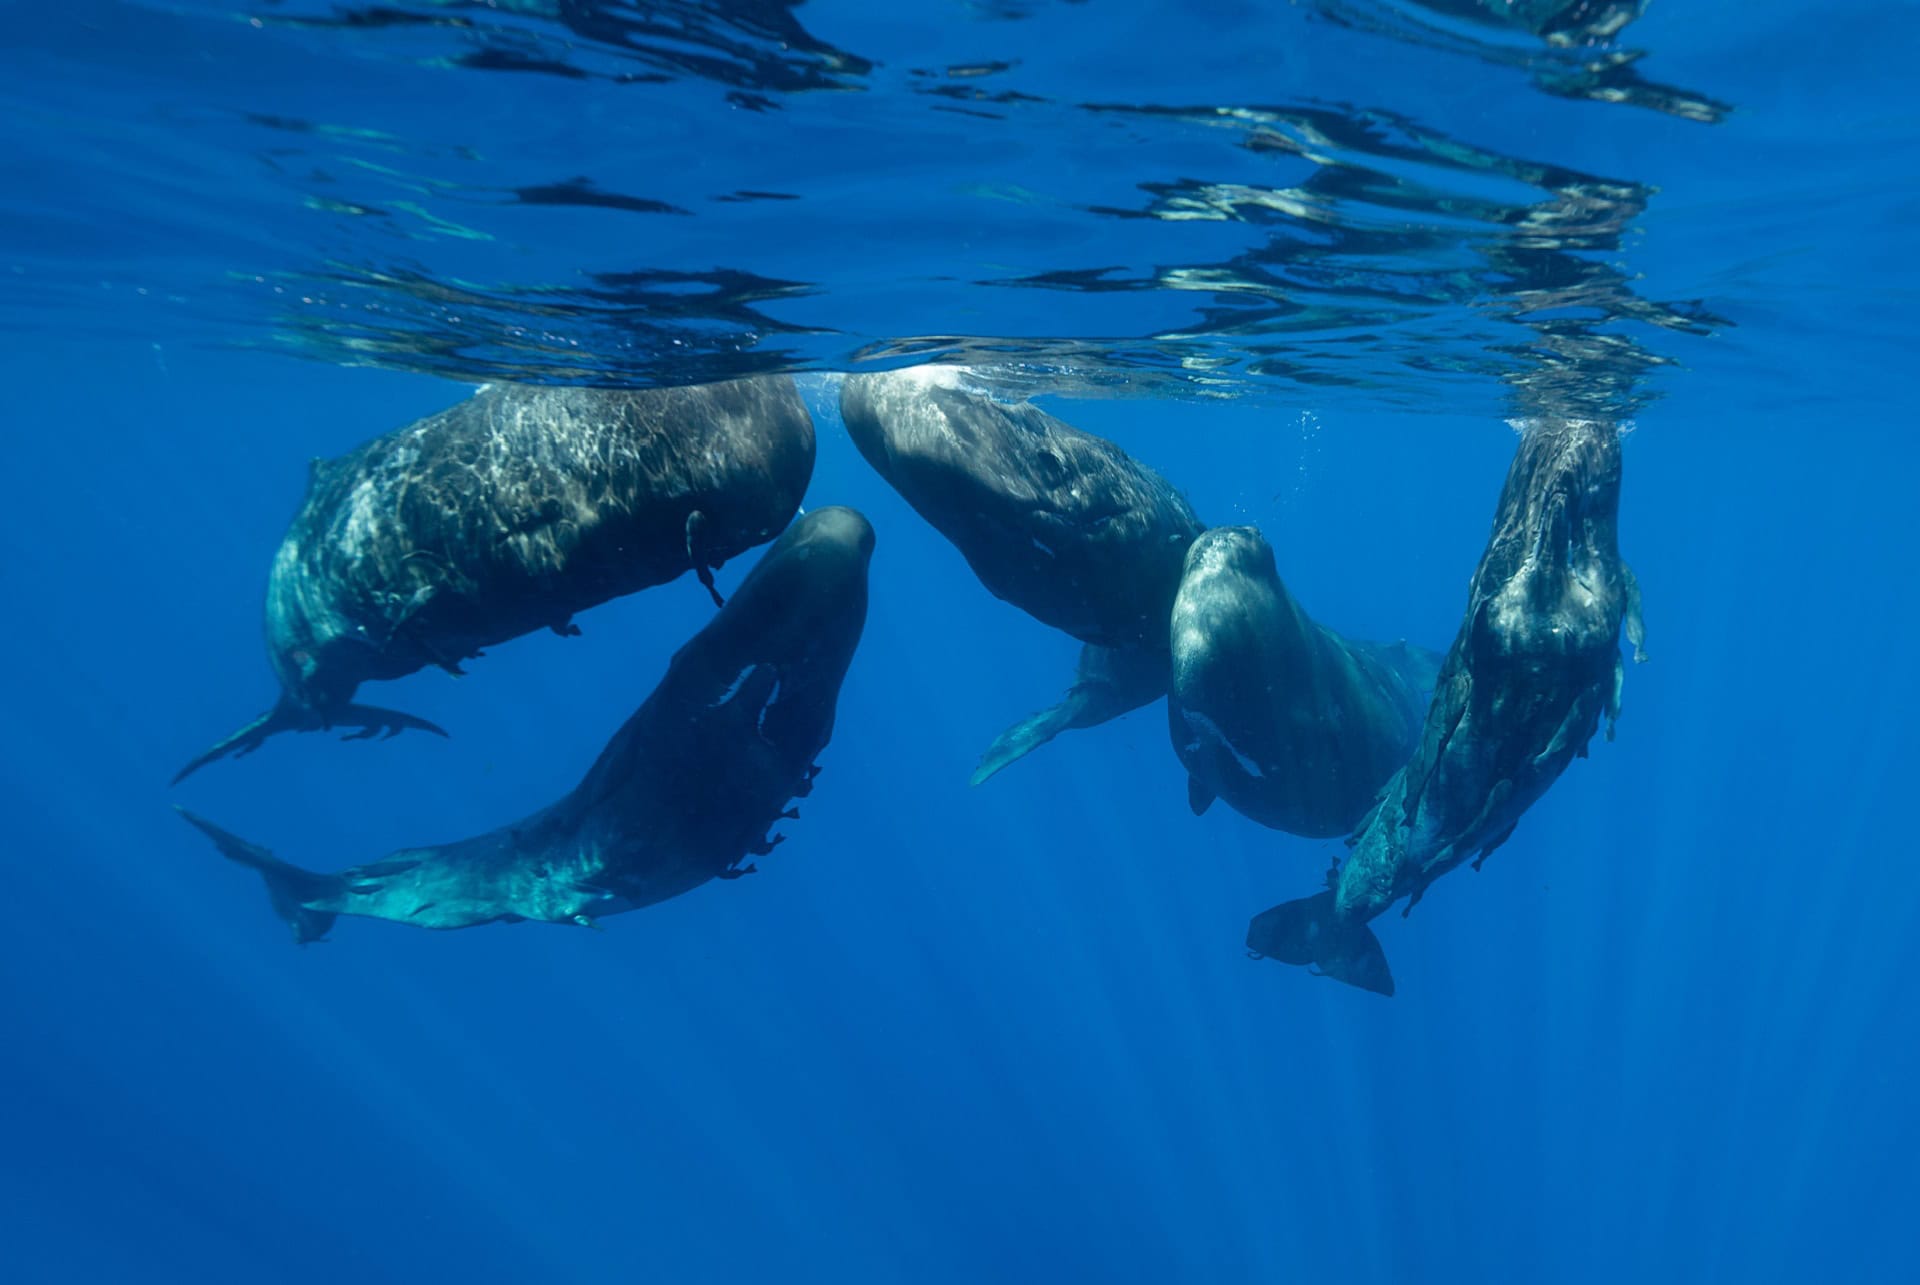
1247;421;1647;996
839;367;1203;783
175;376;817;784
176;506;874;943
1169;526;1439;838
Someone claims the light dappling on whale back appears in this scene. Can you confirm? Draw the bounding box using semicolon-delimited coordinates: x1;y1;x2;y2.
178;506;874;940
172;377;817;784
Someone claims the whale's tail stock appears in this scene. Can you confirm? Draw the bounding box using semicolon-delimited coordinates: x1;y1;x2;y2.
171;698;448;786
1246;890;1395;997
174;807;342;944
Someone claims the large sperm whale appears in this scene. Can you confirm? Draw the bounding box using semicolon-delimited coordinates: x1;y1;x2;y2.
1247;420;1647;995
1168;525;1440;837
176;506;874;942
838;366;1204;783
174;376;816;783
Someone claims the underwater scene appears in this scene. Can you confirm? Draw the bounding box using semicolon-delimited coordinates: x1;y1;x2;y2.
2;1;1916;1281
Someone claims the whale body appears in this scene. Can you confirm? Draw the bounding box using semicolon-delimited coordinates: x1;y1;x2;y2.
1248;420;1646;995
175;376;817;783
178;506;874;942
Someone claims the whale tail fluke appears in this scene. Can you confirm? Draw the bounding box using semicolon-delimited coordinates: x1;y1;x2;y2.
171;699;448;785
1246;891;1395;997
971;644;1167;786
174;806;342;944
171;705;301;785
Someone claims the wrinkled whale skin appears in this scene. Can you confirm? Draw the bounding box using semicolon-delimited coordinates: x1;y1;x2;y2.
1169;526;1437;838
1248;420;1646;995
176;376;816;782
178;506;874;942
839;368;1204;782
839;369;1202;651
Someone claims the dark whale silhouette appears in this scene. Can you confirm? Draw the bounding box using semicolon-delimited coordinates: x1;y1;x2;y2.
176;506;874;942
1168;526;1440;837
174;376;816;783
1247;420;1647;995
838;367;1203;783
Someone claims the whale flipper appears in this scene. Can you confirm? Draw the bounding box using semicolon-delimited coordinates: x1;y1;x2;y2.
174;807;342;944
686;509;726;608
972;699;1085;786
1187;776;1216;816
971;643;1167;786
1246;891;1394;997
172;701;448;785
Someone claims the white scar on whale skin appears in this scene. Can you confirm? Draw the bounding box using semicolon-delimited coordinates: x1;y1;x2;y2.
756;677;784;735
709;663;763;708
1181;709;1265;778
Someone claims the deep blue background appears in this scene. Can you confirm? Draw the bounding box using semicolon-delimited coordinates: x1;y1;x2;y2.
3;1;1918;1282
4;341;1914;1283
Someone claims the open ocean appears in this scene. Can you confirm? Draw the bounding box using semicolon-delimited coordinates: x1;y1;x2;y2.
2;2;1915;1281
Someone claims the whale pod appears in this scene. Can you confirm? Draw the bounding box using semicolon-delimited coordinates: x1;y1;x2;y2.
177;506;875;941
175;376;816;783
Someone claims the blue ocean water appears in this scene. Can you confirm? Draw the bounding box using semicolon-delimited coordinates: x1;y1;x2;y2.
2;1;1916;1281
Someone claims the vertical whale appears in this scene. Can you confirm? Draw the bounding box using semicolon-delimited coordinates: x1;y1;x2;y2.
1248;420;1647;994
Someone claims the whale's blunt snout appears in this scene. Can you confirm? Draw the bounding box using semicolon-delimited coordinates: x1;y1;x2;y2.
779;507;875;600
795;505;876;565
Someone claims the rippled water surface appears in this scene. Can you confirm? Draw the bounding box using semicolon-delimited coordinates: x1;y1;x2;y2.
17;0;1893;417
4;5;1917;1284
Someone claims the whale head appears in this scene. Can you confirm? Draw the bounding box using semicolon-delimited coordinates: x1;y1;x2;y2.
690;505;875;763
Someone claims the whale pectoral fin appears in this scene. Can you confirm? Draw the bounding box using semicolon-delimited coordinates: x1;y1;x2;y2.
394;582;438;630
971;699;1080;787
1246;890;1394;997
1623;562;1649;664
550;618;583;637
373;575;449;651
174;806;342;945
694;562;724;609
686;510;726;608
171;701;319;786
971;645;1167;787
331;703;450;744
1187;776;1216;816
1470;822;1517;872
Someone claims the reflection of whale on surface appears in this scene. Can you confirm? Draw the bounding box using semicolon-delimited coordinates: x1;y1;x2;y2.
177;506;873;943
1248;420;1646;995
838;366;1204;783
1169;526;1439;838
174;376;817;784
